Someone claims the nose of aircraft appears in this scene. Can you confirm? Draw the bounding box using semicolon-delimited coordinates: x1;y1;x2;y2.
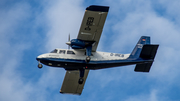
36;54;45;61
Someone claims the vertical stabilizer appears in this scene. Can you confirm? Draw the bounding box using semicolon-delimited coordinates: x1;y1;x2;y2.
129;36;150;59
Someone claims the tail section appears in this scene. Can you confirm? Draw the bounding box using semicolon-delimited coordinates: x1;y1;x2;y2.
128;36;159;72
134;44;159;72
129;36;151;59
139;45;159;60
134;63;153;72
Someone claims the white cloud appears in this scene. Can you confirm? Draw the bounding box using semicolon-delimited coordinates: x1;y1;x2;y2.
0;2;33;101
156;0;180;24
44;0;84;50
0;0;86;101
90;0;180;100
1;0;180;101
124;89;160;101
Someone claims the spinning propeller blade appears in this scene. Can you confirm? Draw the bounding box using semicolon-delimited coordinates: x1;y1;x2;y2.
68;34;70;49
66;33;71;49
68;34;70;42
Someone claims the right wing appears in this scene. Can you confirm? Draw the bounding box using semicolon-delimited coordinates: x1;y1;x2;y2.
77;5;109;51
60;70;89;95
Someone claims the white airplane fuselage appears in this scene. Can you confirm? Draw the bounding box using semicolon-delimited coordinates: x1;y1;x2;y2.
36;48;151;70
35;4;159;94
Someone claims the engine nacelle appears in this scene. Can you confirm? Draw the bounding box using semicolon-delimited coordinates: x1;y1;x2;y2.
71;45;84;49
71;39;85;48
70;39;94;49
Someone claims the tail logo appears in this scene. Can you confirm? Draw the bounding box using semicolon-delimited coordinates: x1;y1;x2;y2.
137;44;143;48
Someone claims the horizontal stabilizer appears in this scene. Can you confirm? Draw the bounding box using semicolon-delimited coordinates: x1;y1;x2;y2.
140;45;159;59
134;44;159;72
134;62;153;72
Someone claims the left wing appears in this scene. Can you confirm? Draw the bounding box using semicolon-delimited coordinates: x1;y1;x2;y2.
60;70;89;95
77;5;109;51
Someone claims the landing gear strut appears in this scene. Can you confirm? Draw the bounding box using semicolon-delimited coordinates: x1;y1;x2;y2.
78;69;85;84
38;61;43;69
85;45;92;63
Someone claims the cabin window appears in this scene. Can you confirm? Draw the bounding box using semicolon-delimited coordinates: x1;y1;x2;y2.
67;51;75;55
59;50;66;54
50;49;58;53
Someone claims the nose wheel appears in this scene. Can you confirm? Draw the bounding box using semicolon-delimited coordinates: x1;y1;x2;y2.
38;62;43;69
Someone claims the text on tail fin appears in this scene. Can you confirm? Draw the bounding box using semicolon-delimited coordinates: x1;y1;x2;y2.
129;36;150;59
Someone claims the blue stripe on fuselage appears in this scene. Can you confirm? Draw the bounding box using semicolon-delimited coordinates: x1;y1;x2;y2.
37;57;153;70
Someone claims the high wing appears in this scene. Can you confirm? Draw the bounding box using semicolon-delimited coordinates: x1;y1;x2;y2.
60;5;109;95
77;5;109;51
60;70;89;95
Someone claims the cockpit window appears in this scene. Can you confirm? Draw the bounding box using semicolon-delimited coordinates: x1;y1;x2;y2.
67;51;75;55
50;49;58;53
59;50;66;54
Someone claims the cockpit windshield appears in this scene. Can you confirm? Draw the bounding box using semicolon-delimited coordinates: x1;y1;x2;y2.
50;49;58;53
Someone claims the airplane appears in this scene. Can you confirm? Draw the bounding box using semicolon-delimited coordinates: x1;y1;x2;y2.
36;5;159;95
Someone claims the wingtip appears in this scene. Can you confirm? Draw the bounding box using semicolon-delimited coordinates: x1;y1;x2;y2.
86;5;109;12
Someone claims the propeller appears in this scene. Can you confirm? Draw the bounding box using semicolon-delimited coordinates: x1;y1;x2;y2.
66;34;71;49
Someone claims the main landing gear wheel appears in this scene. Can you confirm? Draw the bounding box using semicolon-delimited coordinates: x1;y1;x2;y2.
78;78;84;84
85;56;91;63
38;63;43;69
